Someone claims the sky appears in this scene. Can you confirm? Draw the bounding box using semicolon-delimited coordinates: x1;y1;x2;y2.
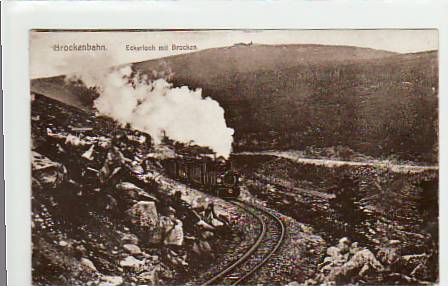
30;29;438;79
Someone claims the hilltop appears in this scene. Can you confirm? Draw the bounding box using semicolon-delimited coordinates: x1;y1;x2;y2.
30;44;397;110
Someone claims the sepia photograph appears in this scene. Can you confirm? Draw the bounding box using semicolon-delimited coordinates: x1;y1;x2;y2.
29;29;438;286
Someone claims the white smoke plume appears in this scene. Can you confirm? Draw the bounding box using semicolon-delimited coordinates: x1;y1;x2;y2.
70;65;234;158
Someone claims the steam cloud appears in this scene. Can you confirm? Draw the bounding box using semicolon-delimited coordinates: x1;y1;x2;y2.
69;65;234;158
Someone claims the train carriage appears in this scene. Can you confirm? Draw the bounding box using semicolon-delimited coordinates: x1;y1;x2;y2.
162;157;240;198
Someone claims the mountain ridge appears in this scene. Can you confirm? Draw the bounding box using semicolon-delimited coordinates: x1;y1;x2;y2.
30;44;438;163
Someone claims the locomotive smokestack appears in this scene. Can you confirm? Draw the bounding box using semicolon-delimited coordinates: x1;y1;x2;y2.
69;65;234;158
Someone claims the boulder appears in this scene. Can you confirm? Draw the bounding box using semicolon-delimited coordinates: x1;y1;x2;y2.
99;275;124;286
80;257;97;273
121;233;139;245
128;201;159;227
81;144;95;161
116;182;144;199
162;217;184;246
123;244;142;255
339;249;384;276
32;152;67;189
59;240;68;247
316;238;386;285
116;182;159;202
65;134;85;146
320;248;384;284
119;256;144;270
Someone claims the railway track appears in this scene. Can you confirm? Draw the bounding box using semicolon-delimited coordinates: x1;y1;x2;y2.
201;200;286;285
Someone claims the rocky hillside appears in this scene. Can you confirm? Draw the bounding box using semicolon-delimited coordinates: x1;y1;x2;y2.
231;154;438;284
31;44;438;163
31;94;243;286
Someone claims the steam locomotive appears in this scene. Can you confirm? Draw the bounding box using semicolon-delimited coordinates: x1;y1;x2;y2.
162;157;241;198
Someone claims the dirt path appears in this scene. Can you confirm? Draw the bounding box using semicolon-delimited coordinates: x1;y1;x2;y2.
236;151;438;174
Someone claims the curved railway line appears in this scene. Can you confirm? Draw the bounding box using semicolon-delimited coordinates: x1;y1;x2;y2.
201;199;286;285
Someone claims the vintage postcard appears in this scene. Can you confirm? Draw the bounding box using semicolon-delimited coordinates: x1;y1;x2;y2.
29;29;438;285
